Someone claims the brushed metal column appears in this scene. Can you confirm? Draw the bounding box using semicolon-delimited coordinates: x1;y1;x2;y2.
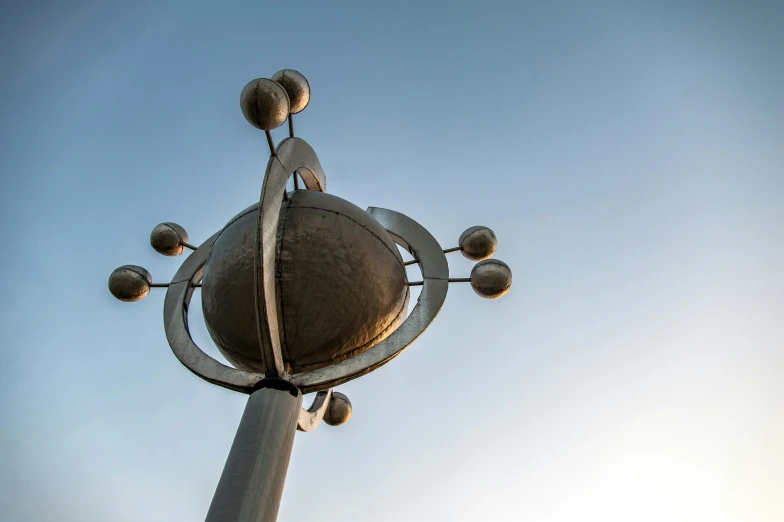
205;380;303;522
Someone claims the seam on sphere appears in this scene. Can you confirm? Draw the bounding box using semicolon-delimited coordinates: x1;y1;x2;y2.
206;321;266;371
287;204;405;269
202;211;257;288
276;191;299;367
214;206;258;243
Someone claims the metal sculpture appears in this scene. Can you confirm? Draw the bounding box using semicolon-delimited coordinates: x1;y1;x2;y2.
108;69;512;522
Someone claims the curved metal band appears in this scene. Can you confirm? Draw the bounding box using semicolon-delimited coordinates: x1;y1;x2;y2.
163;206;448;395
163;232;265;393
162;234;339;423
254;137;327;377
290;207;449;393
297;389;333;432
163;137;326;393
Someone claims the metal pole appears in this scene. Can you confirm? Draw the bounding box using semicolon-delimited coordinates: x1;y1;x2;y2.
205;379;303;522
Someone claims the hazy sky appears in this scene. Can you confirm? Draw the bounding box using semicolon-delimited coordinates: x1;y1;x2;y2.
1;1;782;521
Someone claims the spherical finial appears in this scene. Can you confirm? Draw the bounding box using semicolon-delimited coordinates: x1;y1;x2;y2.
201;191;408;375
459;226;497;261
150;222;189;256
271;69;310;114
240;78;290;130
108;265;152;302
324;391;352;426
470;259;512;299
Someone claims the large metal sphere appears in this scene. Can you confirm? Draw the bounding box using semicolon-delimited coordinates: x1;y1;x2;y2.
150;222;188;256
108;265;152;302
271;69;310;114
459;226;497;261
201;190;409;374
470;259;512;299
324;391;352;426
240;78;290;131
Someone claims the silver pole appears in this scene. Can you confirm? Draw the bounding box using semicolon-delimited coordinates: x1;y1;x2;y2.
205;380;303;522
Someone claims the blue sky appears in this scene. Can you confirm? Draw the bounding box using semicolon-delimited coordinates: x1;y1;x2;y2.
1;1;782;521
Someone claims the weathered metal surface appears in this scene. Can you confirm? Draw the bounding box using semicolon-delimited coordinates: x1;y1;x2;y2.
458;226;497;261
202;209;269;373
205;380;302;522
108;265;152;302
278;191;409;372
470;259;512;299
240;78;290;131
271;69;310;114
290;207;449;392
150;222;189;256
202;191;409;374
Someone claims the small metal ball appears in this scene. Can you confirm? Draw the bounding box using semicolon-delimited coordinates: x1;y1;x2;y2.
271;69;310;114
470;259;512;299
108;265;152;302
324;392;352;426
459;226;497;261
150;222;189;256
240;78;290;130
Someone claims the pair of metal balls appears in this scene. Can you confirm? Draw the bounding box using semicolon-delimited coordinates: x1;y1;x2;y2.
240;69;310;131
108;223;190;302
457;226;512;299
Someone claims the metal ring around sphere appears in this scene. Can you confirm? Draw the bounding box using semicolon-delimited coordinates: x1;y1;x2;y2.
162;207;450;394
162;137;449;394
253;137;327;377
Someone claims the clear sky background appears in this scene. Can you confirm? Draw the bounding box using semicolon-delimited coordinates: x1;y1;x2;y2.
1;1;782;521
